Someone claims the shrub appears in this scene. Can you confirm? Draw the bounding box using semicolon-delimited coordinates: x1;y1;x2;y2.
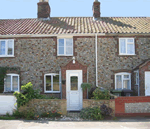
100;104;112;117
21;108;35;120
80;107;104;120
13;82;58;108
0;116;16;120
12;110;24;119
81;83;92;91
92;88;111;100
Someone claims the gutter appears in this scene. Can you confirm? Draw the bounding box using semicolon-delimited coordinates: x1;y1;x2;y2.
95;34;98;87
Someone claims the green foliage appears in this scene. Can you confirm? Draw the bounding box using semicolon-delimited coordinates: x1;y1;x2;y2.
0;66;20;93
12;110;24;119
22;109;35;120
80;107;104;120
13;82;59;108
6;112;10;117
92;88;111;100
0;116;16;120
81;83;92;91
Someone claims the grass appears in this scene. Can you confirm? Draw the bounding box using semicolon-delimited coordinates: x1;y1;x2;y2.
0;116;16;120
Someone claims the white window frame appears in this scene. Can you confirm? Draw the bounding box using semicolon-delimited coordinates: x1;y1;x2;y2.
0;39;14;57
57;38;73;56
115;72;131;90
119;38;135;55
134;70;139;85
4;73;20;92
44;73;60;93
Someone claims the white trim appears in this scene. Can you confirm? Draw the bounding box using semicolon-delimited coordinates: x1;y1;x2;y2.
44;73;60;93
145;71;150;96
95;34;98;87
0;39;14;57
119;38;135;55
115;72;131;90
4;73;20;92
57;38;73;56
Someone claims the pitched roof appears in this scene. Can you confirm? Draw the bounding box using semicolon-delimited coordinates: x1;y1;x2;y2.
0;17;150;35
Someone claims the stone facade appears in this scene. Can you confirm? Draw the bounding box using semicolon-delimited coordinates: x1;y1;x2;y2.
83;99;115;117
19;99;67;115
0;36;150;97
125;102;150;113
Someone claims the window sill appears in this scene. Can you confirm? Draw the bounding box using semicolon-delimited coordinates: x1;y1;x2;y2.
118;54;136;57
57;55;73;57
0;56;15;58
44;91;60;93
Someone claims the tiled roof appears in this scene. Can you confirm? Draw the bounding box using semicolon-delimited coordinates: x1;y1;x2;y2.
0;17;150;35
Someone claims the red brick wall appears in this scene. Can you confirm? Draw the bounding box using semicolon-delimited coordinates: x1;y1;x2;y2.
61;60;87;99
139;61;150;96
115;96;150;117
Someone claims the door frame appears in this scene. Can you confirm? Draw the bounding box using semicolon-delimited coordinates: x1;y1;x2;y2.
145;71;150;96
66;70;83;111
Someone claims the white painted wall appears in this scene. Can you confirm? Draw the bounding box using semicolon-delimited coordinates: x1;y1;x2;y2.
0;95;17;115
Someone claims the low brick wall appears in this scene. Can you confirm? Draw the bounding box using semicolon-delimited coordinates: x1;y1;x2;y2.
19;99;67;115
115;96;150;117
83;99;115;117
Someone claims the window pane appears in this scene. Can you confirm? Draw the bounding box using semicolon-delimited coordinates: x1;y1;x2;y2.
120;39;126;53
127;44;134;54
8;40;13;55
53;75;59;91
116;75;122;90
127;39;134;43
0;41;6;55
12;76;18;91
46;75;51;91
59;39;64;46
66;47;73;55
5;75;11;92
66;39;73;46
123;80;130;89
124;75;129;78
71;76;78;90
59;47;64;54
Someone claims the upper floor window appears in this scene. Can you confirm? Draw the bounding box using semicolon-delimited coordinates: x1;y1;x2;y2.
44;73;60;93
0;39;14;57
119;38;135;55
115;72;131;90
4;74;20;92
57;38;73;56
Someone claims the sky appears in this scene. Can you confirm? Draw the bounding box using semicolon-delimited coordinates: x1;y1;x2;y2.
0;0;150;19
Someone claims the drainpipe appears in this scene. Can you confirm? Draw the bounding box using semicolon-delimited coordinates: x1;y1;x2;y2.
87;67;89;99
95;34;98;87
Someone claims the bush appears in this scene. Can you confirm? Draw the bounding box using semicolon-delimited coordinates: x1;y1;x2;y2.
92;88;111;100
0;116;16;120
13;82;58;108
12;110;24;119
100;104;112;117
80;107;104;120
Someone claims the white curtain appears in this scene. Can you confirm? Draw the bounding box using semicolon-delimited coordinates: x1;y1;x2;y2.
120;39;126;53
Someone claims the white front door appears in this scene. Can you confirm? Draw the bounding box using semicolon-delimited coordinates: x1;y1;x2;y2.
66;70;83;111
145;72;150;96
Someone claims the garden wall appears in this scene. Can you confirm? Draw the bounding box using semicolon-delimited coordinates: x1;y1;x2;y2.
83;99;115;117
19;99;67;115
115;96;150;117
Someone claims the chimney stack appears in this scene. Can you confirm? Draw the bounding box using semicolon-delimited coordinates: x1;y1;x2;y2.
37;0;50;19
93;0;100;20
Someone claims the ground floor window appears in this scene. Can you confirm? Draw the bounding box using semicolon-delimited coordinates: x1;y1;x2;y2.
44;73;60;93
115;72;131;90
4;74;20;92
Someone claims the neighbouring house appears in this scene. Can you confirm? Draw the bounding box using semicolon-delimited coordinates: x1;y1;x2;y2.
0;0;150;111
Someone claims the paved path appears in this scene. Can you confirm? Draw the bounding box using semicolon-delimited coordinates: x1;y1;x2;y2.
0;117;150;129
